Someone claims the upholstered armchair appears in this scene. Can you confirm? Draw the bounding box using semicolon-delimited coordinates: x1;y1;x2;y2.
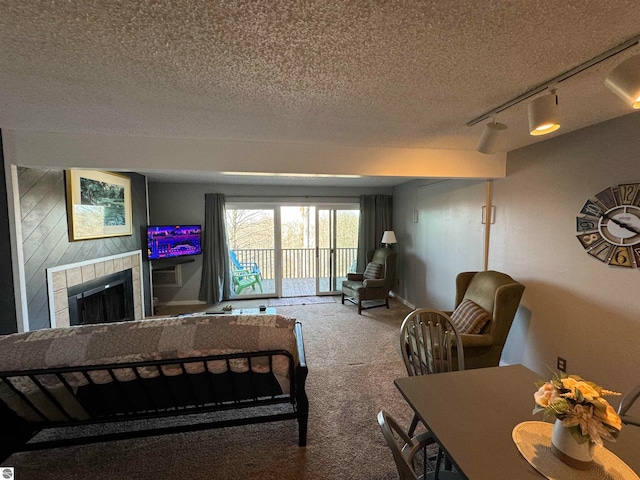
445;270;525;369
341;247;398;314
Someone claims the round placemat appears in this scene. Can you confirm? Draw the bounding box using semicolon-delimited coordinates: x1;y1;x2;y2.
512;421;639;480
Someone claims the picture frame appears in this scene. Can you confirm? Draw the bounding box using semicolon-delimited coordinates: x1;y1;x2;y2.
66;170;132;241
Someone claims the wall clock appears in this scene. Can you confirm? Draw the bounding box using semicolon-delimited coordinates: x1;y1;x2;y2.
576;183;640;269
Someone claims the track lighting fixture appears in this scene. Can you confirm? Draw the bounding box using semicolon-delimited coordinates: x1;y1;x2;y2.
467;34;640;148
604;55;640;109
528;90;560;136
477;121;507;154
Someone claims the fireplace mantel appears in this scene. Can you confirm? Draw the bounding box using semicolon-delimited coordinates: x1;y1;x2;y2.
46;251;144;329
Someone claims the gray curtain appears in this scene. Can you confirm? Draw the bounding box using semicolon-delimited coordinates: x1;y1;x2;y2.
357;195;393;270
199;193;232;303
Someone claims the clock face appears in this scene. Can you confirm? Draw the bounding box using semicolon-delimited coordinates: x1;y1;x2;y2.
577;183;640;269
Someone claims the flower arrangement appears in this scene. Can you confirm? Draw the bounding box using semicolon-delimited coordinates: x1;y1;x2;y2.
533;372;622;446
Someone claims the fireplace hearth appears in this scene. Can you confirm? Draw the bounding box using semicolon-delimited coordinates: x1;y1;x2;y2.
67;270;134;326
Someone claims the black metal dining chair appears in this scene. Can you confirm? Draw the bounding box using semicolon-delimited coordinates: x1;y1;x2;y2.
377;410;463;480
618;384;640;427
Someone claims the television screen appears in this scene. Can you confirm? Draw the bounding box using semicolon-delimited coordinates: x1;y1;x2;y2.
147;225;202;260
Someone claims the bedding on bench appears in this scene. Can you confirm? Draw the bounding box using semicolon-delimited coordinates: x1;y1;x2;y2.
0;314;308;456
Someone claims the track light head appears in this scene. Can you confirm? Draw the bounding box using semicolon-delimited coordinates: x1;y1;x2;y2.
477;121;507;154
528;91;560;136
605;55;640;109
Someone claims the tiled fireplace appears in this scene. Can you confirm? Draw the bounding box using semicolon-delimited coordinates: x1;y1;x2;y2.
47;251;144;328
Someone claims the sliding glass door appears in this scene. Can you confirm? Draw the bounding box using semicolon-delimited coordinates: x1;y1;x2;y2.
225;202;358;298
317;207;359;294
281;206;316;297
225;206;277;297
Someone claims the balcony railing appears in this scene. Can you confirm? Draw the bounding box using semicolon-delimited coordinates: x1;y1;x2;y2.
233;248;357;280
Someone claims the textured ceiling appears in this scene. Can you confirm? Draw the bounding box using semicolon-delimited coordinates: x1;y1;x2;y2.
1;1;639;185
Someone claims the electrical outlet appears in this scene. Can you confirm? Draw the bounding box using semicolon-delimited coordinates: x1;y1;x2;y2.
557;357;567;373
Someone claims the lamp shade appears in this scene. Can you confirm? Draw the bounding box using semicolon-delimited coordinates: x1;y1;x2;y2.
477;121;507;154
528;92;560;136
605;55;640;109
381;231;397;245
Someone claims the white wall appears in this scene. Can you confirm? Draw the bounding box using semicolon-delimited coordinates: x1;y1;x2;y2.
415;179;487;309
392;179;486;309
393;112;640;395
4;130;506;180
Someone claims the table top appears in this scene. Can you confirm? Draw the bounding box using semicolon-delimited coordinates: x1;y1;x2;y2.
230;307;276;315
394;364;640;480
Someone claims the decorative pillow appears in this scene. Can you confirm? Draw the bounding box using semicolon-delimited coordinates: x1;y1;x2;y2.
450;299;491;334
363;262;382;280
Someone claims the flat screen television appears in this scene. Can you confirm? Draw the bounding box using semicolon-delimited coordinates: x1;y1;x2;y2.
147;225;202;260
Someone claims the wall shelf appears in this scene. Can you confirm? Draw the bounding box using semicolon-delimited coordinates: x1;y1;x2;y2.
150;257;196;268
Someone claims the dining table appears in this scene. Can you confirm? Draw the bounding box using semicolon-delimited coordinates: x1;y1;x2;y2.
394;364;640;480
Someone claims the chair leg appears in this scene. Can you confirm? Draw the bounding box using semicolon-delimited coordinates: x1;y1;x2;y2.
341;293;345;304
358;300;362;315
408;413;420;436
385;297;389;309
434;446;443;479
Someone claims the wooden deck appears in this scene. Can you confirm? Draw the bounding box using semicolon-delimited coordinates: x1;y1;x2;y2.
234;276;347;298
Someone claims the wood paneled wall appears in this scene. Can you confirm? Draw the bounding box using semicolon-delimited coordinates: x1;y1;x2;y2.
18;167;151;330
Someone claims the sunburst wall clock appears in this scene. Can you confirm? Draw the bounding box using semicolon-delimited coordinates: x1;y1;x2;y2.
576;182;640;269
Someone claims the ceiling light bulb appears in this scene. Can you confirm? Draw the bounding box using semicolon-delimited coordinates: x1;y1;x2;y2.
477;121;507;154
605;55;640;109
528;92;560;136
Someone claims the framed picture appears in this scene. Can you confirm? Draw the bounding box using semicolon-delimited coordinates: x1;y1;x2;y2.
66;170;132;241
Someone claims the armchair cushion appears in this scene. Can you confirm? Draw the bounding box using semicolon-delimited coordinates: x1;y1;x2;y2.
459;333;494;347
363;262;382;280
363;278;385;288
450;299;491;334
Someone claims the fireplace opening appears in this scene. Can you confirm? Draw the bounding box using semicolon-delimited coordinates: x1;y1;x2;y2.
67;270;134;326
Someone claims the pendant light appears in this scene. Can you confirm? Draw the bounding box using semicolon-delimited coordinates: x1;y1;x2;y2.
528;89;560;136
477;120;508;154
604;55;640;109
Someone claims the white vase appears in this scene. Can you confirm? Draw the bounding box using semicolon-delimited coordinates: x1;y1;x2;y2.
550;418;594;470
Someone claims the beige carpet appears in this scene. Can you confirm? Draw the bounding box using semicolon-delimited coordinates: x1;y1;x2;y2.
7;299;418;480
